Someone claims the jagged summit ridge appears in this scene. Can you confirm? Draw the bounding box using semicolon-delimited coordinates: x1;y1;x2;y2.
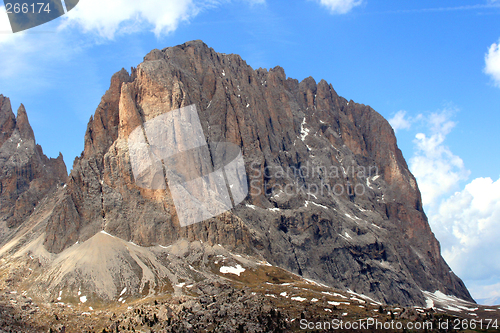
0;95;67;244
0;41;472;307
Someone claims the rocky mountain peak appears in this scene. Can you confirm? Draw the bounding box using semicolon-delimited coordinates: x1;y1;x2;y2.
0;95;16;148
0;100;67;232
82;68;132;161
15;103;35;141
0;41;473;308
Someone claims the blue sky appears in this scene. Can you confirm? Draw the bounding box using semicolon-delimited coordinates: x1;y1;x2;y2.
0;0;499;303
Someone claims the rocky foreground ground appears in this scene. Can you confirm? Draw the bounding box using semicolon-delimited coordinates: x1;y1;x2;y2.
1;274;499;333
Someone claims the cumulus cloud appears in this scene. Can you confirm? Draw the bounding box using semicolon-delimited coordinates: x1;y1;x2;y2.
484;38;500;87
428;177;500;301
406;108;500;303
0;19;82;82
0;6;19;44
409;110;469;206
59;0;197;39
389;110;412;132
1;0;266;42
315;0;362;14
60;0;266;39
468;281;500;304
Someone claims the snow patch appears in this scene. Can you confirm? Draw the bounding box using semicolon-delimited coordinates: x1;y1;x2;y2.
302;278;329;288
80;296;87;303
444;305;462;312
99;230;116;238
350;297;366;304
423;290;476;311
344;213;361;221
300;117;310;142
305;201;328;209
347;290;382;305
291;296;307;302
339;233;350;242
219;264;245;276
357;206;369;212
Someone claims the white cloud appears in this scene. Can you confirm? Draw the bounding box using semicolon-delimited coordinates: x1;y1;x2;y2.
428;177;500;300
0;6;17;44
59;0;197;39
0;21;82;81
59;0;266;39
409;110;469;206
389;110;412;132
1;0;266;43
315;0;362;14
484;38;500;87
406;108;500;303
468;281;500;304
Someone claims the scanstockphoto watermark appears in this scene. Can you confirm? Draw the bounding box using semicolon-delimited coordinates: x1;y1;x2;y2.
248;161;379;198
299;318;433;331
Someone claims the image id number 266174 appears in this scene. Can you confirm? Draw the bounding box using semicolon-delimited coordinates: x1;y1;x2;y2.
5;3;51;14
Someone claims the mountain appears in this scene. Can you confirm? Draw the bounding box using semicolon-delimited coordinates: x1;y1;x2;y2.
0;95;67;242
0;40;473;316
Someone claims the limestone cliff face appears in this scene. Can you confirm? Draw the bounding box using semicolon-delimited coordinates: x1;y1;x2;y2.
1;41;472;306
0;96;67;239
